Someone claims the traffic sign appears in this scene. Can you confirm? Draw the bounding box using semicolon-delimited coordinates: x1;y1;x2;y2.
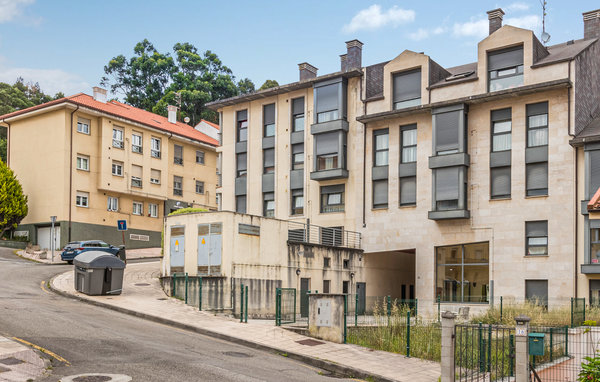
117;220;127;231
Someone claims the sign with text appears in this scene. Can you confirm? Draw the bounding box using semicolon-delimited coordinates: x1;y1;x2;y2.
117;220;127;231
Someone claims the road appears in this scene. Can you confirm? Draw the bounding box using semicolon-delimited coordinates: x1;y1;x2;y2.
0;247;350;381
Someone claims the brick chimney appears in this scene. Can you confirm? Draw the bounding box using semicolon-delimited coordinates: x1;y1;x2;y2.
487;8;505;35
92;86;107;103
167;105;178;124
298;62;318;81
340;54;347;72
345;39;363;70
583;9;600;40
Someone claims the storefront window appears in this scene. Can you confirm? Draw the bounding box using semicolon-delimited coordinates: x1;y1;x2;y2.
436;242;489;303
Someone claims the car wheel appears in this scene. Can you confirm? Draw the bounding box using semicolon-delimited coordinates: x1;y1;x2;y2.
67;260;73;265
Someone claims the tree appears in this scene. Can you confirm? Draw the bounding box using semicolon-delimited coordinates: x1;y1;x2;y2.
237;78;255;95
259;79;279;91
0;160;28;238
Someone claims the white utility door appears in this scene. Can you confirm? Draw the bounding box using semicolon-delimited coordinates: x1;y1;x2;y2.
37;226;60;250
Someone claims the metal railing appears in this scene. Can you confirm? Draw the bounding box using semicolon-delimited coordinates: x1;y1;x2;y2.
287;221;361;249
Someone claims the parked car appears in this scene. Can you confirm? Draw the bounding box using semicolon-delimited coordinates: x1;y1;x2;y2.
61;240;120;263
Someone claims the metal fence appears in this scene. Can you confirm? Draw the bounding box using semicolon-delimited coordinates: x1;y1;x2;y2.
171;273;233;311
287;221;361;249
454;323;515;381
346;295;418;326
275;288;296;326
571;298;586;328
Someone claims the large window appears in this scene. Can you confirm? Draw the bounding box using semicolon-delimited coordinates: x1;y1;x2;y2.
148;203;158;218
236;153;247;177
434;110;461;155
263;192;275;217
401;127;417;163
373;129;389;166
292;144;304;170
132;133;143;153
291;189;303;215
527;107;549;148
174;145;183;165
492;109;512;152
132;201;143;215
151;137;161;158
526;102;548;196
237;110;248;142
488;46;524;92
436;242;489;303
112;128;124;149
320;185;344;213
490;108;512;199
292;97;305;132
435;167;460;210
526;221;548;256
263;149;274;174
393;69;421;109
195;180;204;194
263;104;275;137
315;83;340;123
315;132;340;170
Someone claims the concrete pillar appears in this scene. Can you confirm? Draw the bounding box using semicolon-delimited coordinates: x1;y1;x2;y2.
440;311;456;382
515;315;530;382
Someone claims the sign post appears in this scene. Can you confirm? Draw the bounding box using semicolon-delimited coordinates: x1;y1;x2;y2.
117;220;127;247
50;216;57;263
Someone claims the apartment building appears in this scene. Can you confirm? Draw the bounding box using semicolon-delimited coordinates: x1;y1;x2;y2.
0;88;218;249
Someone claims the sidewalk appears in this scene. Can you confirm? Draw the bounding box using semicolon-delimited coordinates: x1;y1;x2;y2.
0;336;48;381
50;262;441;382
18;247;162;264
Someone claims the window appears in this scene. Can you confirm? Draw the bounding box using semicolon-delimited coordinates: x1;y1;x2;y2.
527;109;549;148
132;201;143;215
400;176;417;206
132;133;142;153
315;132;340;170
292;144;304;170
131;165;142;188
107;196;118;211
236;153;247;177
77;118;90;134
315;83;340;123
488;46;524;92
401;127;417;163
526;221;548;256
393;69;421;109
236;195;246;213
291;189;304;215
526;103;549;195
373;179;388;209
173;176;183;196
491;109;512;152
591;228;600;264
112;128;124;149
490;108;512;199
195;180;204;194
112;161;123;176
151;137;161;158
76;191;89;207
434;110;461;155
320;185;344;213
324;257;331;268
525;280;548;308
526;162;548;197
589;150;600;199
373;129;389;166
436;242;489;303
263;149;274;174
263;103;275;137
237;110;248;142
196;150;205;164
263;192;275;217
343;259;349;269
148;203;158;218
174;145;183;165
435;167;460;210
76;155;89;171
150;169;161;184
342;281;349;294
292;97;304;132
491;167;511;199
323;280;330;294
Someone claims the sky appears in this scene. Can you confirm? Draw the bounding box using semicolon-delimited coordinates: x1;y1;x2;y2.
0;0;597;98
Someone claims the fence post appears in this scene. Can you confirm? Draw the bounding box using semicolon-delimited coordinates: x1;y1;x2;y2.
275;288;281;326
440;311;456;382
437;296;441;322
571;297;574;328
509;334;515;377
198;277;202;311
240;283;244;323
415;298;418;318
487;324;492;372
478;322;484;372
244;285;248;323
564;325;569;356
583;297;586;323
406;311;411;358
355;293;358;327
514;315;530;382
184;273;188;304
500;296;503;322
549;327;553;362
343;294;347;344
387;295;391;317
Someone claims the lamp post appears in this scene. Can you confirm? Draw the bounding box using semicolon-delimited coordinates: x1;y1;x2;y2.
50;216;57;263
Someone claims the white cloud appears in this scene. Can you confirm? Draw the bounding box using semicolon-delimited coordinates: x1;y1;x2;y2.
343;4;415;33
0;66;89;95
506;2;530;12
408;27;445;41
505;15;541;31
0;0;34;23
452;13;541;38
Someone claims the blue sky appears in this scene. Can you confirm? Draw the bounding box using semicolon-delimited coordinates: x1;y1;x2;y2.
0;0;597;97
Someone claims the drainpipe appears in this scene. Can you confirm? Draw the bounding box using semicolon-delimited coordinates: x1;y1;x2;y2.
68;106;79;242
568;60;578;298
360;71;367;228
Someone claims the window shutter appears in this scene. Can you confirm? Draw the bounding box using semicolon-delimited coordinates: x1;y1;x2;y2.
491;108;511;122
237;153;247;171
435;111;460;152
491;167;511;197
373;180;388;206
174;145;183;157
263;149;275;167
292;98;304;115
263;104;275;125
316;84;338;113
526;221;548;237
316;132;339;155
591;150;600;195
393;69;421;102
526;162;548;191
151;169;160;180
292;143;304;154
526;102;548;117
236;110;247;121
488;46;523;70
131;165;142;178
400;176;416;205
436;167;459;201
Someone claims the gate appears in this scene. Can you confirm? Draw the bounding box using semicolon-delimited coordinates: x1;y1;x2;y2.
300;278;310;318
454;323;515;381
570;297;585;328
275;288;296;326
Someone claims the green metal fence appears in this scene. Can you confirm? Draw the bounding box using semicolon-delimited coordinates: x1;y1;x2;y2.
275;288;296;326
171;273;233;311
570;297;585;328
346;295;418;326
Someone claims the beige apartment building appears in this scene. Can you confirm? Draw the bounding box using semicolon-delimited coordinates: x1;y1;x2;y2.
0;88;218;249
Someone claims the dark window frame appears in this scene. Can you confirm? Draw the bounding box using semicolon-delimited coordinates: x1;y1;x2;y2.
373;128;389;167
526;220;548;256
263;192;275;217
372;179;388;209
401;125;417;164
196;150;205;164
236;153;247;177
236;110;248;143
263;148;275;174
292;97;305;132
292;143;304;170
263;103;276;138
173;145;183;165
392;68;421;110
291;189;304;215
320;185;345;213
173;176;183;196
399;176;417;206
488;45;524;92
526;103;549;148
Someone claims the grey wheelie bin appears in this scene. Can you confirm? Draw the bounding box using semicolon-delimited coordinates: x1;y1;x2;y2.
73;251;126;295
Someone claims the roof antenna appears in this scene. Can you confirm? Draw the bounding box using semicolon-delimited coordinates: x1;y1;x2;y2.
540;0;551;45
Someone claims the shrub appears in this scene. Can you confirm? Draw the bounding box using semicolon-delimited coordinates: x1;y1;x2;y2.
583;320;598;327
578;351;600;381
167;207;208;216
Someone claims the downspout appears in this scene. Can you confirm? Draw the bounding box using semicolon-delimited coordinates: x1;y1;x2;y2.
568;60;577;298
68;106;79;242
360;72;367;228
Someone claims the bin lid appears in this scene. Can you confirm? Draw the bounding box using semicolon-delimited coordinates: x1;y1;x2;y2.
528;333;545;338
73;251;126;269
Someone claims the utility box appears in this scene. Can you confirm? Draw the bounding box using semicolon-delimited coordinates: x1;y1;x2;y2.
528;333;545;356
308;294;345;343
73;251;125;296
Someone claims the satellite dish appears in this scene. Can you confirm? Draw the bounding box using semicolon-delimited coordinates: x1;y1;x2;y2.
184;116;190;123
541;31;551;44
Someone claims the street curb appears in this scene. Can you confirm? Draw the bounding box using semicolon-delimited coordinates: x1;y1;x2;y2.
48;272;395;382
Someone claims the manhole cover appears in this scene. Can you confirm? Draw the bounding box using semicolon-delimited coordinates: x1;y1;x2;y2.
296;339;325;346
73;377;112;382
157;298;167;300
223;351;252;358
134;283;150;286
0;357;24;365
60;374;131;382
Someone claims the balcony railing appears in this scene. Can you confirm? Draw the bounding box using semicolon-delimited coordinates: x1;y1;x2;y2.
287;221;361;249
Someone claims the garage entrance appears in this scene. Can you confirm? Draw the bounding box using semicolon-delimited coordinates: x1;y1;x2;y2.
37;226;60;251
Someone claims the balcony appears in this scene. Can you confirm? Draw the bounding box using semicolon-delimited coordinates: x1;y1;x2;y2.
287;221;361;249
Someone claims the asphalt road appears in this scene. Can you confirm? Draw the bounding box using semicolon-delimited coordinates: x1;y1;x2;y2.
0;247;352;382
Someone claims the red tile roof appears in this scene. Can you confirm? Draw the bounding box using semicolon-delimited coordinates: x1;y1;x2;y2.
201;119;220;130
0;93;218;147
588;187;600;212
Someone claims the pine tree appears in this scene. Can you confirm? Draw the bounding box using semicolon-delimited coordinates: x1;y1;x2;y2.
0;160;28;238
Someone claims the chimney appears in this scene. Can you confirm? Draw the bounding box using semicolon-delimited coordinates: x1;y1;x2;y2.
92;86;107;103
583;9;600;40
487;8;505;35
345;39;363;70
167;105;178;124
298;62;318;81
340;54;348;72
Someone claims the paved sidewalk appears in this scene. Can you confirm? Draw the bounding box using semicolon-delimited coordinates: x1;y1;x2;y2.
0;336;48;381
18;247;162;264
51;262;441;382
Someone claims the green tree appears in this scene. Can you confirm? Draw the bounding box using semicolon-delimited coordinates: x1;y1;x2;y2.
0;160;28;238
237;78;255;95
259;79;279;91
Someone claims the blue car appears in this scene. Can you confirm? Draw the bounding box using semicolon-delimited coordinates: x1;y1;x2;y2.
61;240;120;263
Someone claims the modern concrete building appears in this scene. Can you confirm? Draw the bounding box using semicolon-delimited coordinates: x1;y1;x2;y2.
0;87;219;249
164;8;600;315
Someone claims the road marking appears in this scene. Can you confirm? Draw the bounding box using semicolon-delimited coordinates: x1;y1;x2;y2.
11;337;71;366
40;280;51;294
